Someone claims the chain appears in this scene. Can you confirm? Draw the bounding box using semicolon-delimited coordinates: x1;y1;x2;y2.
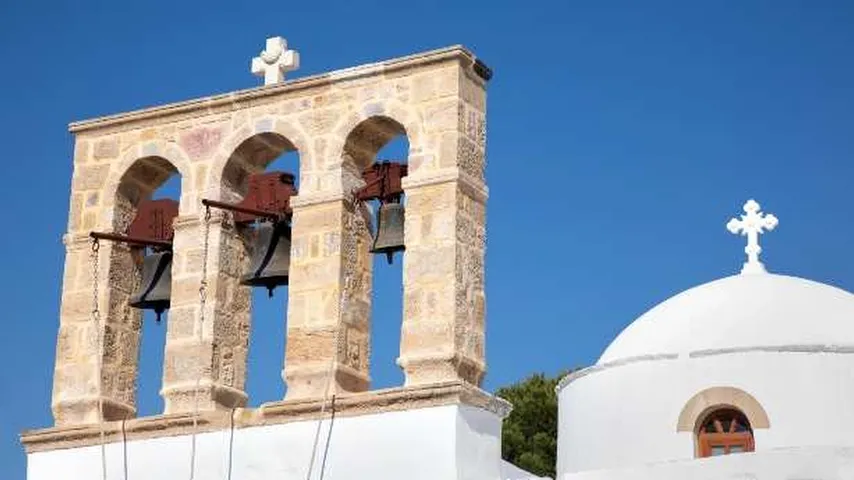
91;238;107;480
189;206;212;480
91;239;101;325
199;206;211;329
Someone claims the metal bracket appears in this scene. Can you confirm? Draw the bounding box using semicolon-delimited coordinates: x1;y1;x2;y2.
203;171;297;224
90;198;178;250
355;161;408;203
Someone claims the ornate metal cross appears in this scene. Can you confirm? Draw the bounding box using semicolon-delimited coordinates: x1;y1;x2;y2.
251;36;300;85
727;199;778;274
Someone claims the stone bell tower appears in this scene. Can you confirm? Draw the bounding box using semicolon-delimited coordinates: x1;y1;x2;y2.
21;38;512;480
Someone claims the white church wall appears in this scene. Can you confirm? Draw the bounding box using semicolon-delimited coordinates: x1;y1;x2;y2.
457;405;504;480
557;351;854;474
560;445;854;480
500;460;552;480
27;404;514;480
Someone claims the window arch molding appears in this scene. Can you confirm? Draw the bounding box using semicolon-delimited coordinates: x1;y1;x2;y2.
677;386;770;433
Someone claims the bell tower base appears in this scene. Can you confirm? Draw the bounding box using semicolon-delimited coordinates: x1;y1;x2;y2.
22;382;529;480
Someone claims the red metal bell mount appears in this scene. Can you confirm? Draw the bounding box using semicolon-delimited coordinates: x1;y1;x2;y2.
354;161;408;265
89;198;180;323
201;171;298;298
355;161;408;203
89;198;179;250
202;171;297;224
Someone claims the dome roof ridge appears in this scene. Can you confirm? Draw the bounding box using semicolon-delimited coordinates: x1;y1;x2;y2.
598;272;854;364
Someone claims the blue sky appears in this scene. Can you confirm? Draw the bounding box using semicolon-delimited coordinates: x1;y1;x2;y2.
2;0;854;476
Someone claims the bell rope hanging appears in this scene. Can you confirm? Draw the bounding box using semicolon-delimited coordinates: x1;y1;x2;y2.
355;161;408;265
90;198;179;323
202;171;297;297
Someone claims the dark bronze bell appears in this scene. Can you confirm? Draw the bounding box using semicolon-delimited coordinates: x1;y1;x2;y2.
371;202;405;264
241;220;291;297
129;250;173;322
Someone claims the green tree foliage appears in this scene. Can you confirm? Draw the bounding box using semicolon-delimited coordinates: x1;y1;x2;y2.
495;371;572;478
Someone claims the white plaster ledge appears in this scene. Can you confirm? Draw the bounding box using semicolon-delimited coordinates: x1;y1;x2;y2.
21;381;509;454
556;343;854;392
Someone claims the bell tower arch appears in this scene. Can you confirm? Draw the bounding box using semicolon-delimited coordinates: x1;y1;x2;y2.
27;43;505;480
53;141;192;424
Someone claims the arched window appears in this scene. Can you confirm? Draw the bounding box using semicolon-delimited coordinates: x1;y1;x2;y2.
343;115;410;389
220;131;301;404
697;408;754;457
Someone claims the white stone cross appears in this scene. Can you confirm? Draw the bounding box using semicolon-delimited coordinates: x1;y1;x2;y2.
727;199;779;275
251;36;300;86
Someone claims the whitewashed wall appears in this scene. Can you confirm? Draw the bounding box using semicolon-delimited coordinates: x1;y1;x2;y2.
561;446;854;480
557;352;854;475
27;405;542;480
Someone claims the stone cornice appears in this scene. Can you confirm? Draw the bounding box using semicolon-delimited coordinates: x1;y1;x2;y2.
69;45;480;135
20;381;510;454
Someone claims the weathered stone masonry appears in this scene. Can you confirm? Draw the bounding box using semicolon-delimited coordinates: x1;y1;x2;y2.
51;45;490;427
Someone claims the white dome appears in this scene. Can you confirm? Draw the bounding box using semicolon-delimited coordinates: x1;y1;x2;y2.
599;273;854;364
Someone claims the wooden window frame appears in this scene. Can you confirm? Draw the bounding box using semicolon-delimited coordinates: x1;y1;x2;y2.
697;408;755;458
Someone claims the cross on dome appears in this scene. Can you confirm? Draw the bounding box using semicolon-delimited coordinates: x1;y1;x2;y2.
251;36;300;86
727;199;778;275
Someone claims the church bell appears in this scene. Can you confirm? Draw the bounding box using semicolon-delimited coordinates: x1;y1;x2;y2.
129;250;173;322
241;220;291;296
371;202;405;264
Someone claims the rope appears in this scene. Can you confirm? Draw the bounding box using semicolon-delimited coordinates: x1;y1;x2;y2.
121;417;129;480
304;300;341;480
226;408;236;480
304;195;365;480
91;238;108;480
318;395;337;480
189;206;213;480
305;397;329;480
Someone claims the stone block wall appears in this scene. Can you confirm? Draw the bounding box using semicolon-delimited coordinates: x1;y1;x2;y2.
51;45;490;426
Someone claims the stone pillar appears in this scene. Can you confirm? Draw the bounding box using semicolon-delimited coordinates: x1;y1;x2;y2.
51;141;189;425
160;214;250;413
398;70;488;387
283;196;373;399
398;179;487;387
52;236;141;425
